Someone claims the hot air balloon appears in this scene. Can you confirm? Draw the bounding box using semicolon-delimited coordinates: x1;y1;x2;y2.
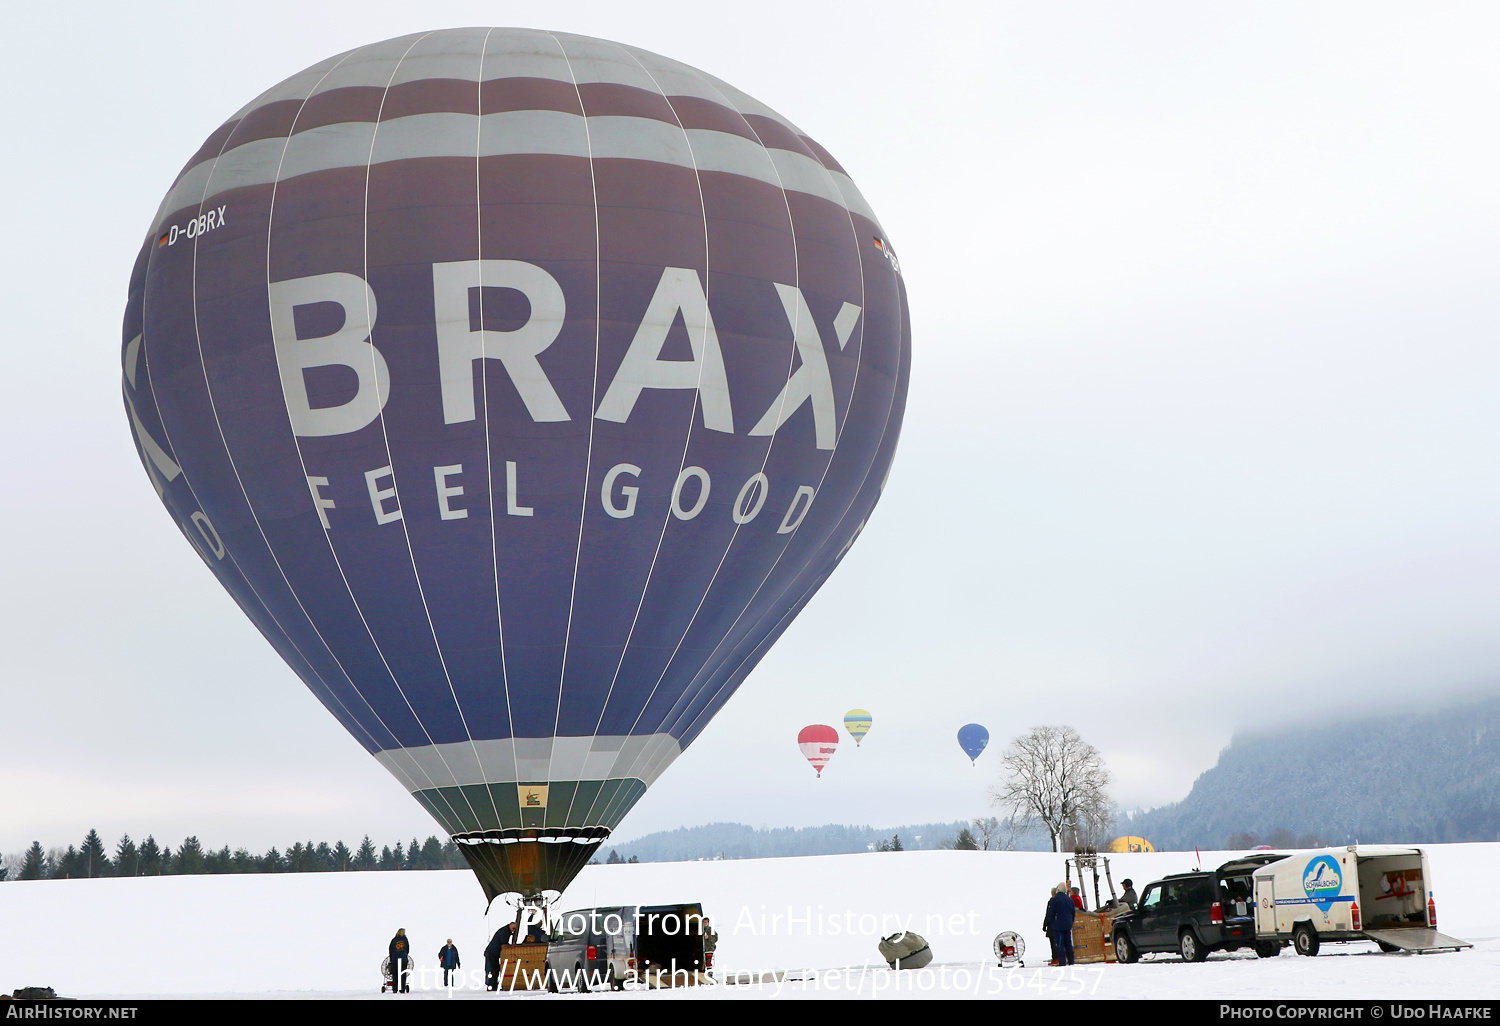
958;724;990;765
121;28;909;904
843;708;872;746
798;724;839;777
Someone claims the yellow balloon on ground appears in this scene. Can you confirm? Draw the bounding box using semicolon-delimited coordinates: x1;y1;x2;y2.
1108;836;1156;853
844;709;873;746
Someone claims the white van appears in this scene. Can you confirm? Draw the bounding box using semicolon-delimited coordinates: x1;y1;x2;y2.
1252;846;1470;956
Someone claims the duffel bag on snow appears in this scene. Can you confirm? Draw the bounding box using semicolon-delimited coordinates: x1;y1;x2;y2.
878;931;933;969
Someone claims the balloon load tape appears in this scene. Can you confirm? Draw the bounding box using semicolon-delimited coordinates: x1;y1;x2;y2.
454;827;608;903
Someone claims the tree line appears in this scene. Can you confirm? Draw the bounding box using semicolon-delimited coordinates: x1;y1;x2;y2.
2;830;472;880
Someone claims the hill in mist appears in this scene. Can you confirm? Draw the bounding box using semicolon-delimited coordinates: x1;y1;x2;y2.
1127;692;1500;850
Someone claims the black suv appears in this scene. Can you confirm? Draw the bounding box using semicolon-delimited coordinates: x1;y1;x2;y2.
1111;856;1285;963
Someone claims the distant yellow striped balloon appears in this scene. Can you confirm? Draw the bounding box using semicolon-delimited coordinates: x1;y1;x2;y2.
844;709;873;746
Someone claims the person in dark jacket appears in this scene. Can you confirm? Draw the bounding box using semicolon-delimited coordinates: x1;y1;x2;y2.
484;922;516;991
1120;879;1139;909
1045;883;1077;966
438;938;461;987
1042;883;1061;965
389;928;412;993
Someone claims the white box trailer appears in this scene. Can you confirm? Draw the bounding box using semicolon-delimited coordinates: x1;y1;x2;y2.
1252;846;1471;956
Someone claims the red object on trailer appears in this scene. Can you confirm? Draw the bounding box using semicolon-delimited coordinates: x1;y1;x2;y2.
1351;902;1361;931
1428;896;1438;929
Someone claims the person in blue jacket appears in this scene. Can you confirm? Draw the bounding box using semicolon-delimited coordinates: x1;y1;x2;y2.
439;938;461;987
1042;883;1061;964
1045;882;1077;966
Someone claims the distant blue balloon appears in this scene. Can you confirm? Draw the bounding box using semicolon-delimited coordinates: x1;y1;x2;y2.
958;724;990;765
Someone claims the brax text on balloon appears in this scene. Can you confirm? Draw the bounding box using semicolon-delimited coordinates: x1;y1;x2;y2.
271;263;860;449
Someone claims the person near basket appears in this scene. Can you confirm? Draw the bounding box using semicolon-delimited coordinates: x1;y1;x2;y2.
1045;883;1077;966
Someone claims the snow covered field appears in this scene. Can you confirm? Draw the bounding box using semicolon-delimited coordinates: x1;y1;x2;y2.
2;845;1497;1000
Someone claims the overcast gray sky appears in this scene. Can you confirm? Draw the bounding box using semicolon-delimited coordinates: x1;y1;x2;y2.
2;1;1497;855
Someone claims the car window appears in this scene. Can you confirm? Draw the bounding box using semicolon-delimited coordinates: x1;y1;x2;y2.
1221;876;1251;901
1139;885;1162;909
552;912;591;938
1160;882;1181;906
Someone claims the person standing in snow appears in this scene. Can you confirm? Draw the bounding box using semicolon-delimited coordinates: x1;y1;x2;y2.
438;938;461;987
1042;884;1061;965
1045;882;1076;966
389;928;412;993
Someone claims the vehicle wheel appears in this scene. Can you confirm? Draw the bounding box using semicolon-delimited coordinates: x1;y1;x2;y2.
1113;932;1139;964
545;964;559;992
1293;924;1320;957
1376;941;1401;953
1180;930;1208;963
1254;941;1280;959
575;963;590;993
609;971;625;992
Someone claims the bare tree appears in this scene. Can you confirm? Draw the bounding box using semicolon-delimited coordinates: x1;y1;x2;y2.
970;815;1027;851
989;725;1113;852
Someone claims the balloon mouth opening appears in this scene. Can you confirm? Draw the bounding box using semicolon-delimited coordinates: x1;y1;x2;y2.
455;827;608;904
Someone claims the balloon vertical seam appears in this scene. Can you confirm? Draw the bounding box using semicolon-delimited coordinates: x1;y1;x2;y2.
540;30;611;808
559;38;732;832
473;27;524;813
582;49;818;828
582;54;827;829
153;43;428;789
253;36;475;833
671;202;904;747
647;79;883;751
354;31;494;834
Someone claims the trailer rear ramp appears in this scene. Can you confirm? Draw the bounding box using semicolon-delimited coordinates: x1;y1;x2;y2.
1363;928;1472;953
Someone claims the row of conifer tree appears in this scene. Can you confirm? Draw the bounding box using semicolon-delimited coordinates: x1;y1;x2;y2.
2;830;472;880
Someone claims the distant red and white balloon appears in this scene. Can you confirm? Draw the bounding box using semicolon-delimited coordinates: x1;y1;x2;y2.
798;724;839;777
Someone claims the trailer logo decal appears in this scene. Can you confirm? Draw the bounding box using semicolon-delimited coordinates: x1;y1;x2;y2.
1303;855;1343;912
